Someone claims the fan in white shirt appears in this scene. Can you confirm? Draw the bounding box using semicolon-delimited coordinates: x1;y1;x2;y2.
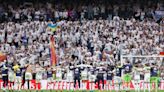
0;32;5;43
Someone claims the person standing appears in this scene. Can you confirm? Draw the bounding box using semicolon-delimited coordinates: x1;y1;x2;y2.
106;67;114;91
96;66;106;90
89;66;96;83
143;63;151;92
25;63;33;90
133;64;142;92
21;65;26;89
15;67;22;91
35;63;44;90
123;61;133;91
150;64;159;92
114;63;123;92
73;66;81;89
8;66;15;90
0;61;9;91
47;66;54;90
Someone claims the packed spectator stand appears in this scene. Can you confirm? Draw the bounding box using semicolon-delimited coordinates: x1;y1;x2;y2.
0;0;163;22
0;0;163;83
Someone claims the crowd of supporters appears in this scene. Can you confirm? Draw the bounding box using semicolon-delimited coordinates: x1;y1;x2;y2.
0;0;163;22
0;0;163;90
0;17;163;78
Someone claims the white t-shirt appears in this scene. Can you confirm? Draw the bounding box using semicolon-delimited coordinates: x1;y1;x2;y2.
59;11;63;17
19;57;27;66
29;54;38;64
63;11;68;18
28;36;33;44
14;35;19;42
20;45;25;51
5;44;11;52
112;31;117;38
35;11;40;19
15;12;20;19
0;33;5;43
42;33;47;41
7;34;13;43
55;11;59;18
0;44;4;52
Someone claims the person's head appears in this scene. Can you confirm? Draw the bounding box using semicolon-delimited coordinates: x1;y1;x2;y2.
35;62;40;67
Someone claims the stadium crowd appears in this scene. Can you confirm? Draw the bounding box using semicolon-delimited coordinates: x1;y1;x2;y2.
0;0;163;22
0;0;163;91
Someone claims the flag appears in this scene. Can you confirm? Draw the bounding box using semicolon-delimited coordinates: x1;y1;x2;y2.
47;20;65;32
0;52;7;62
48;23;58;32
50;36;57;66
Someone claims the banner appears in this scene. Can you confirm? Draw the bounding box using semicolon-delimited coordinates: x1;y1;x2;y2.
0;80;164;90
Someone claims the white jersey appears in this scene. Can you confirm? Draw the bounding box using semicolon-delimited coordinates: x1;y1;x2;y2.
89;73;96;82
144;67;150;81
36;69;43;80
56;68;62;81
134;67;141;80
81;70;88;80
8;70;15;82
67;71;73;82
36;67;45;83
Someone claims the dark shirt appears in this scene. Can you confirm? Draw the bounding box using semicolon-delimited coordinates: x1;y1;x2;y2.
47;71;53;78
0;65;8;76
97;68;106;77
74;67;81;77
116;66;122;77
123;64;132;74
16;69;22;76
90;67;95;75
151;67;158;77
107;70;113;80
